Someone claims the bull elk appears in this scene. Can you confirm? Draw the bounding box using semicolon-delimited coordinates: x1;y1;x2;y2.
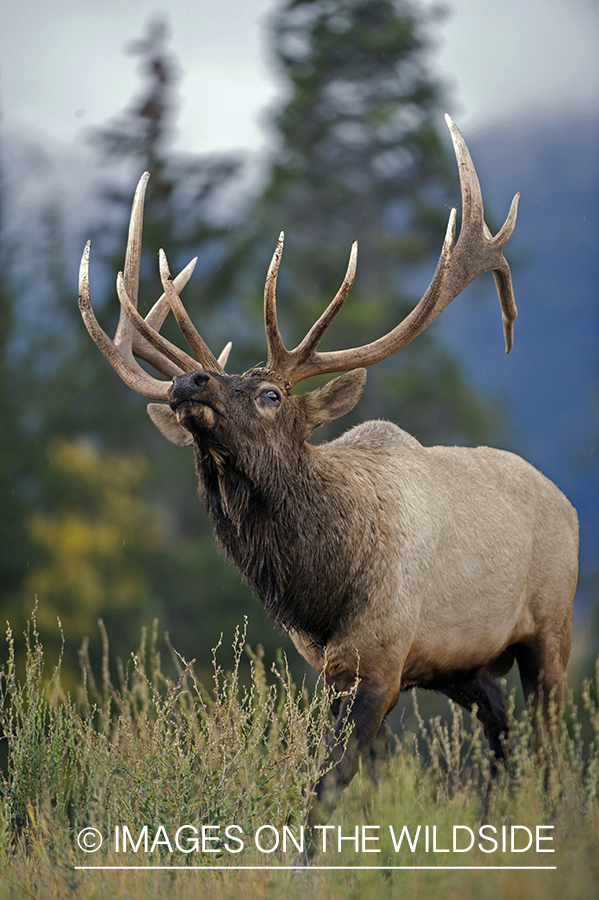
79;116;578;816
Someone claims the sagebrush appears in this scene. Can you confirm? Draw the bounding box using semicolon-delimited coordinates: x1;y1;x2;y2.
0;616;598;899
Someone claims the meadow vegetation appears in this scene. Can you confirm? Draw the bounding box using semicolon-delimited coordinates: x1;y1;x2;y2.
0;615;598;899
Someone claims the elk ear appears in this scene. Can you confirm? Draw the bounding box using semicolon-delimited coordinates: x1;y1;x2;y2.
301;369;367;437
147;403;193;447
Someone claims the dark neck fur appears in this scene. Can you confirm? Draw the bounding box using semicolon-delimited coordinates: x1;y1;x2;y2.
194;442;371;645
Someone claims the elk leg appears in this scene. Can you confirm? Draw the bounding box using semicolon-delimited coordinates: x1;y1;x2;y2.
436;667;509;762
312;684;398;824
513;638;566;750
370;719;391;776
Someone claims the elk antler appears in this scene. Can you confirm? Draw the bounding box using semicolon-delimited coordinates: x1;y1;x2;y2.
262;114;519;386
80;117;518;398
78;172;228;401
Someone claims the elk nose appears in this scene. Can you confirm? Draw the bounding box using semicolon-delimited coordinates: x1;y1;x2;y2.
169;370;209;405
190;371;209;389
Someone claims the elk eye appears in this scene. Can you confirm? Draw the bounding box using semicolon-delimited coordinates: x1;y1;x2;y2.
261;388;281;407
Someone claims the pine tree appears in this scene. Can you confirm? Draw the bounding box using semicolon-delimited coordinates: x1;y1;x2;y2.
89;19;241;328
209;0;495;443
0;21;247;672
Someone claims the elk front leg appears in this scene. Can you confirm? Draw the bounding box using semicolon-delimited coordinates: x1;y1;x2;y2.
310;679;400;826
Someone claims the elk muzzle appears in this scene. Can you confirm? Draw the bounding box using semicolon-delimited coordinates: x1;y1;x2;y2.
168;370;220;430
169;370;210;407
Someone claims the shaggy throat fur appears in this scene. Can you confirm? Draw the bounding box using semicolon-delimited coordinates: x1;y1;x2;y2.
194;444;372;647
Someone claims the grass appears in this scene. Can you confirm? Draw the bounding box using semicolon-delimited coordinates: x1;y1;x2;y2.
0;613;598;899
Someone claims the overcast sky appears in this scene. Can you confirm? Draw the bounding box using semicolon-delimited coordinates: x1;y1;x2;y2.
1;0;597;164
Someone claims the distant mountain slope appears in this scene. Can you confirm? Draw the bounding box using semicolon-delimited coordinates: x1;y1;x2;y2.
436;110;598;592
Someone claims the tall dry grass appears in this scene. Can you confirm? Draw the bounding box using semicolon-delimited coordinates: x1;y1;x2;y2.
0;613;597;899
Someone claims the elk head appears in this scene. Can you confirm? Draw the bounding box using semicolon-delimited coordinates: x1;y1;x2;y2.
78;116;519;453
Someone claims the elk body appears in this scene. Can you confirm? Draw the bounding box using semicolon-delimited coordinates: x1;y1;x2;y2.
79;117;578;812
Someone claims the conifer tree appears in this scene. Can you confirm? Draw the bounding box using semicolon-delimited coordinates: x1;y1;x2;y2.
211;0;493;443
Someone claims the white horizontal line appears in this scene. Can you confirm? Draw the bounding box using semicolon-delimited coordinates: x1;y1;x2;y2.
75;865;557;871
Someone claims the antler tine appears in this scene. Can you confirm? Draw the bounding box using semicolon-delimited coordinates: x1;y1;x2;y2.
444;114;519;352
218;341;232;369
78;241;172;400
262;235;357;378
78;171;174;399
130;257;234;376
131;257;197;378
158;250;224;373
270;115;519;385
116;265;202;373
264;232;289;372
79;171;227;399
113;172;149;349
291;241;358;368
137;255;196;334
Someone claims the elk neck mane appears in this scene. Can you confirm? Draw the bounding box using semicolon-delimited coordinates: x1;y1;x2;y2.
192;434;378;647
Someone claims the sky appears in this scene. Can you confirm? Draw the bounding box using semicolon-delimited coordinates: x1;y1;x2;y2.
1;0;597;165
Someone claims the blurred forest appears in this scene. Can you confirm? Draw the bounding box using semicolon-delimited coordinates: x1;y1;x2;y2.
0;0;593;687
